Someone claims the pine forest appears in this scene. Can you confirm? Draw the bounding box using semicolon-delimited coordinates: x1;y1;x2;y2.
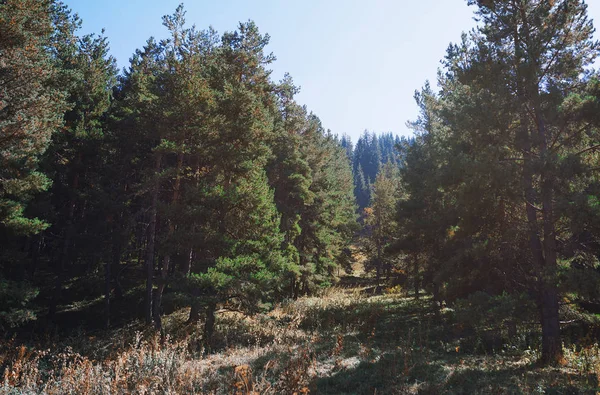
2;0;600;393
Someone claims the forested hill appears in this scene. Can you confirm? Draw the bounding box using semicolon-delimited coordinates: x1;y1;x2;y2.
3;0;600;392
345;131;414;210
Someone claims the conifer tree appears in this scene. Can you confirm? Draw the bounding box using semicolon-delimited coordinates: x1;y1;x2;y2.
364;161;400;280
42;4;118;324
463;0;599;364
267;76;314;296
395;0;600;365
0;0;67;329
292;116;357;295
0;0;65;235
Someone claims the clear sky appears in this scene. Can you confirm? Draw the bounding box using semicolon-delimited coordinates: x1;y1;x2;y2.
63;0;600;142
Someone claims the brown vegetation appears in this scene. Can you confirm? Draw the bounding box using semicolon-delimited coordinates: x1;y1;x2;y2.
2;284;600;394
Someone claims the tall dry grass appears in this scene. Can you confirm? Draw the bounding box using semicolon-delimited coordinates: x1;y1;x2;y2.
2;287;600;394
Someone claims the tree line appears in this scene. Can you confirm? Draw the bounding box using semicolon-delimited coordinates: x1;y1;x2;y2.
343;131;411;210
0;1;357;346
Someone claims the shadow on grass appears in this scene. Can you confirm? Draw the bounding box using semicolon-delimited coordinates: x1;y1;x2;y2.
313;353;446;394
313;352;597;394
278;294;599;394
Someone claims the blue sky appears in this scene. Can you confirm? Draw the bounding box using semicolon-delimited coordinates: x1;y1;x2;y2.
63;0;600;142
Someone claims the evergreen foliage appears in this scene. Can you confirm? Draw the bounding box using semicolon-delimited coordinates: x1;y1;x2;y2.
0;2;357;341
2;0;600;373
351;131;410;210
0;0;65;235
393;0;600;365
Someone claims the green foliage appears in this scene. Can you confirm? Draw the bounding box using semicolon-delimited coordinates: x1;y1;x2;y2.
0;278;39;329
363;161;401;278
391;0;600;364
0;0;66;235
454;292;536;332
352;132;408;210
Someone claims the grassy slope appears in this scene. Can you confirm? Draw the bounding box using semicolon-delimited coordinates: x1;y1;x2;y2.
2;259;600;393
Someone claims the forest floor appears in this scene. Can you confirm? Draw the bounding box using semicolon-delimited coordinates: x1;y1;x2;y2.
2;250;600;394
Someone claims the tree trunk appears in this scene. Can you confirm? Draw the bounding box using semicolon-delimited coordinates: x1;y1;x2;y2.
49;153;81;326
203;302;217;352
153;153;184;330
188;299;201;324
187;284;201;324
376;242;382;282
106;226;122;329
105;257;111;329
48;273;63;328
51;210;75;319
145;153;162;324
432;281;440;318
537;117;562;364
153;255;169;329
513;8;563;363
413;256;419;299
182;248;193;276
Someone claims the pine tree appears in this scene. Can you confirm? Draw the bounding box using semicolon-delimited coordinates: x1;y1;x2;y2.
352;131;404;211
267;75;314;297
292;116;357;296
42;3;118;325
394;0;600;365
464;0;599;365
340;134;354;163
0;0;67;330
0;0;65;235
364;161;400;280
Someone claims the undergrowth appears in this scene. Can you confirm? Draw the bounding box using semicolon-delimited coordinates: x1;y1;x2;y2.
1;287;600;394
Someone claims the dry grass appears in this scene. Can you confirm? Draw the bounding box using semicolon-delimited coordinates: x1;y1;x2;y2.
2;286;600;394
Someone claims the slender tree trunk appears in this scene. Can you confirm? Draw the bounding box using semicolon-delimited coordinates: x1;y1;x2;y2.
145;153;162;324
106;223;122;329
154;153;184;330
536;115;562;364
413;256;419;299
184;156;202;322
290;277;296;299
375;214;382;282
182;248;193;276
292;252;305;299
515;3;562;363
187;287;201;324
203;301;217;352
48;274;63;328
153;254;169;329
376;242;382;282
432;281;441;318
105;259;111;328
49;153;81;326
